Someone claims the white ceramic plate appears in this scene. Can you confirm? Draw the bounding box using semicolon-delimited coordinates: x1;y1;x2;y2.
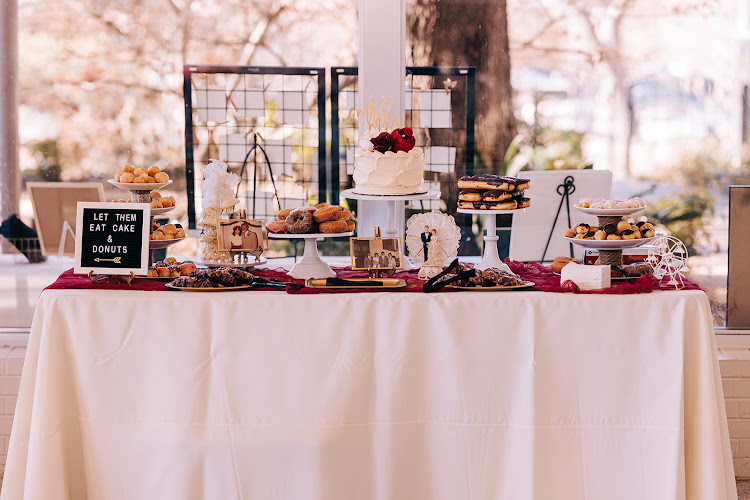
149;236;186;249
573;205;646;216
108;179;173;191
456;207;528;215
195;258;267;268
268;231;354;239
150;206;176;216
451;281;534;291
564;236;655;249
165;283;251;292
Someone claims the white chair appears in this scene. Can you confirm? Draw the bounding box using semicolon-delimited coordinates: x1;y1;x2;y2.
508;170;612;262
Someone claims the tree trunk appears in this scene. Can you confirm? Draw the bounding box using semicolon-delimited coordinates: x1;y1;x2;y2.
407;0;515;175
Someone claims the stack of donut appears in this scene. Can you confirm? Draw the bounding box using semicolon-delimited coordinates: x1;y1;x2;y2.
564;220;655;240
266;203;355;234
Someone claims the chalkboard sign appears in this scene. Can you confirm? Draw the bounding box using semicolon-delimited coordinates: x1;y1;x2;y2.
74;202;151;275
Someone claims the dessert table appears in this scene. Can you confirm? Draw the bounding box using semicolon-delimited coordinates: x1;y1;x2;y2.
1;279;736;499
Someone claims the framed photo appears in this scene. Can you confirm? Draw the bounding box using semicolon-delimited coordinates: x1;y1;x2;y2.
217;219;267;251
350;237;404;270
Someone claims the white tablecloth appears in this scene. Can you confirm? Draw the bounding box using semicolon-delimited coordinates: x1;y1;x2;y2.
1;288;736;500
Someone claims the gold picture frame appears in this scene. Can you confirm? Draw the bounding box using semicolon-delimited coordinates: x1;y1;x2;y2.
350;236;404;270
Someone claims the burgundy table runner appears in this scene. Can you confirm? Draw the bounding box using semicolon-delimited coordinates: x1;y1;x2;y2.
45;260;702;294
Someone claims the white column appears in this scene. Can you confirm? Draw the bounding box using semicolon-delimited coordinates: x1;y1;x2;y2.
0;0;19;222
357;0;406;238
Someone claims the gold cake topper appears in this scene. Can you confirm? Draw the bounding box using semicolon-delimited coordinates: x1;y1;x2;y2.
354;95;403;131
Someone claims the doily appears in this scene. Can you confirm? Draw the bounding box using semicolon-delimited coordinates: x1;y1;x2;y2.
405;210;461;279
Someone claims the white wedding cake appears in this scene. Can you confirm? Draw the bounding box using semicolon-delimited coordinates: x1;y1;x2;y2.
353;128;425;195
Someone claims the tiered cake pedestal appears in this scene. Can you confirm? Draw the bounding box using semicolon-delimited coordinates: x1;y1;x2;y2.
566;205;652;267
268;232;354;279
457;207;526;273
107;179;183;266
341;188;440;270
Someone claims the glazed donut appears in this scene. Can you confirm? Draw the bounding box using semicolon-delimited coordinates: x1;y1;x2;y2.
319;220;349;233
285;208;314;233
277;208;293;220
550;256;580;274
266;220;286;233
147;166;161;176
337;207;352;220
154;172;169;183
313;205;341;223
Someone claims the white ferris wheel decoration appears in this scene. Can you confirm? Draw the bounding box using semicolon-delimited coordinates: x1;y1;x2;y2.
646;236;689;289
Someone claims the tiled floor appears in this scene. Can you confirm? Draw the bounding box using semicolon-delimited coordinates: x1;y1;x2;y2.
739;480;750;499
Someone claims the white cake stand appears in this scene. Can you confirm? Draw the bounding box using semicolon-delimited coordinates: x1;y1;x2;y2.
341;188;440;270
457;208;526;272
268;232;354;279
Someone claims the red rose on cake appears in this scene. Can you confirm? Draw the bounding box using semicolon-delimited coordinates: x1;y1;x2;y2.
390;128;416;153
370;132;396;153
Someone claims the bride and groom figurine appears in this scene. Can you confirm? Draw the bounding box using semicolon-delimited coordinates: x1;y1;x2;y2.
419;224;445;279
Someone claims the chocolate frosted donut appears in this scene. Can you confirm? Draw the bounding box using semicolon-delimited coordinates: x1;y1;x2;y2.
284;208;313;234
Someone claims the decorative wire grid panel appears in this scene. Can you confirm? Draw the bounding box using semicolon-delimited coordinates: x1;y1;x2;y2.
184;66;326;229
330;66;476;230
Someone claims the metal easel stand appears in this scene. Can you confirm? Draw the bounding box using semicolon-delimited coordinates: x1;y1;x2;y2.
87;271;135;285
540;175;576;262
236;133;281;219
54;220;76;269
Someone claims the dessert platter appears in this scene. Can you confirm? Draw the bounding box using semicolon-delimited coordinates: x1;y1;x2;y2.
108;165;184;265
549;197;656;279
423;259;534;292
456;174;531;272
266;203;355;279
166;267;299;291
